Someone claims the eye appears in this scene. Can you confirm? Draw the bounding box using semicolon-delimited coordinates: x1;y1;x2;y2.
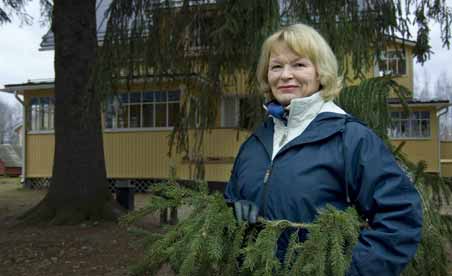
270;64;282;70
295;62;306;67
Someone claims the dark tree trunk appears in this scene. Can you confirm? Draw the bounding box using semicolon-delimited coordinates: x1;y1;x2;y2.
22;0;121;224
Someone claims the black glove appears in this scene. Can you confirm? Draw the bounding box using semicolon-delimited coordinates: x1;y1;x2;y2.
233;200;259;224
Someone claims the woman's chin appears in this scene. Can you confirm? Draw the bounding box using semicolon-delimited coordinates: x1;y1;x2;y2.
275;95;298;106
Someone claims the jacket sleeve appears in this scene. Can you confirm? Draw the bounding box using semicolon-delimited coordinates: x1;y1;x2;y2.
224;140;247;204
224;159;239;204
345;125;423;276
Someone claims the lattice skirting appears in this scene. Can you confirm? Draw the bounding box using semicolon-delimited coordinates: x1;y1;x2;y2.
24;178;51;189
108;179;166;193
24;177;165;193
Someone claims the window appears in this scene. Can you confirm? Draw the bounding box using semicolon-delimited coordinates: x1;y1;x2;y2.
28;96;54;131
104;90;180;129
378;50;406;76
220;96;256;129
388;111;430;138
221;96;239;128
187;15;214;51
151;0;217;7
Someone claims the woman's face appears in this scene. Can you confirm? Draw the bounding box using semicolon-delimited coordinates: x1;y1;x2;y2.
267;41;320;106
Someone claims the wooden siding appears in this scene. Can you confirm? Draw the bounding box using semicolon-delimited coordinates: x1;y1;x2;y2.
21;41;429;181
26;133;54;177
440;141;452;159
391;46;414;93
26;129;249;182
23;88;54;99
390;106;440;172
441;141;452;177
5;167;21;177
25;111;444;179
0;160;5;175
344;45;414;98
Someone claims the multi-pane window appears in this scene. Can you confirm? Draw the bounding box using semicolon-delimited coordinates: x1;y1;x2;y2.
221;96;255;129
151;0;216;7
389;111;430;138
28;97;55;131
187;15;214;50
105;90;180;129
221;96;239;128
378;50;406;76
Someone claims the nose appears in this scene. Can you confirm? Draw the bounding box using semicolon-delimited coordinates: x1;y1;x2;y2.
280;65;293;79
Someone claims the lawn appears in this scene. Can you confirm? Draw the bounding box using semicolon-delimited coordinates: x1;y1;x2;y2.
0;177;174;276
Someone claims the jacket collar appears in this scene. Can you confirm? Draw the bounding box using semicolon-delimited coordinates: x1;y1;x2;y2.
284;92;325;129
263;91;325;127
253;112;350;159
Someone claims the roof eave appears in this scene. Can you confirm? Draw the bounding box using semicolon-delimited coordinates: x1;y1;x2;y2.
1;82;55;93
388;100;450;109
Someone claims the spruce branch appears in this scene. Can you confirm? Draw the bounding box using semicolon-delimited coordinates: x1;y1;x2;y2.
123;182;362;276
123;155;452;276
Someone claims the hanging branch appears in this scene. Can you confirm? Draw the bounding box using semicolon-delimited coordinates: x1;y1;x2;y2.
97;0;451;183
336;77;410;140
120;150;452;276
120;180;362;276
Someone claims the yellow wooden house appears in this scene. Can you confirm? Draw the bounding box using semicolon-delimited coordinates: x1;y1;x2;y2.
376;41;451;177
1;2;451;191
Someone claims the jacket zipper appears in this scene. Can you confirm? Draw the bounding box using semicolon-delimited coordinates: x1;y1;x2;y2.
261;161;273;217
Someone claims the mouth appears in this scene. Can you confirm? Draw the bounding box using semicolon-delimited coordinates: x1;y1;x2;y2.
278;85;298;88
278;85;299;92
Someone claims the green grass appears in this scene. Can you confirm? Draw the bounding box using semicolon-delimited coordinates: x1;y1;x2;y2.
0;176;21;186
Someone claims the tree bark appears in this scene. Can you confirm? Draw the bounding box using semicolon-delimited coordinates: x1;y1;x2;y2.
22;0;121;224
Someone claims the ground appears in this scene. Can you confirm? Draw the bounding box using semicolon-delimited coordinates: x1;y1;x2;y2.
0;177;175;276
1;177;451;276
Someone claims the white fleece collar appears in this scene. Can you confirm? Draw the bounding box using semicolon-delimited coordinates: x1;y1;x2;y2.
285;92;325;128
271;91;346;160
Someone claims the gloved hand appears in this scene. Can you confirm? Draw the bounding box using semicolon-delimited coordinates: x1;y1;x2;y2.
234;200;259;224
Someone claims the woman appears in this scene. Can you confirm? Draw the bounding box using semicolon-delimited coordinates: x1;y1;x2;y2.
224;23;422;276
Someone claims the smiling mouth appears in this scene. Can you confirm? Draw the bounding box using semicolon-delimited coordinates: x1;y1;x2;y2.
278;85;299;91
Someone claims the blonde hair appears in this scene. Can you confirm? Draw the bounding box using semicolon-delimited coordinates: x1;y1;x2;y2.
256;23;342;101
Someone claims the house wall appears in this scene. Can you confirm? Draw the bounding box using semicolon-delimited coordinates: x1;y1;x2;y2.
0;160;5;175
390;45;414;94
23;88;54;98
20;42;438;183
389;105;440;172
26;133;54;177
440;141;452;177
23;100;444;180
26;129;249;182
344;44;414;98
5;167;21;177
22;79;253;182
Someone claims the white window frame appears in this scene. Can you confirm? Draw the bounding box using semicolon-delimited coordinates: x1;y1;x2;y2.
388;111;431;139
28;96;55;133
377;50;407;77
104;90;180;131
220;95;240;128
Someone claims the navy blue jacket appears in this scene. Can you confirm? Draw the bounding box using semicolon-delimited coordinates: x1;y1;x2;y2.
224;112;422;275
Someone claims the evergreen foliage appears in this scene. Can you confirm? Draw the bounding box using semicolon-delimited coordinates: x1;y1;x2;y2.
100;1;452;275
399;160;452;276
98;0;452;180
0;0;52;25
0;0;31;24
121;180;362;276
336;77;410;140
121;78;452;275
122;160;452;276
